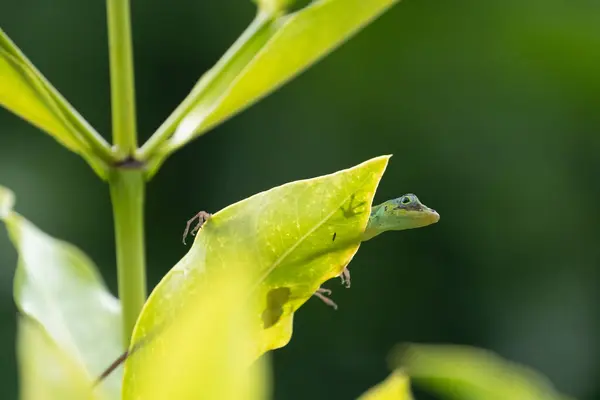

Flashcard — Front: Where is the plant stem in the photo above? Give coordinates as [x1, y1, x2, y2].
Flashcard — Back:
[106, 0, 146, 345]
[106, 0, 138, 157]
[109, 170, 147, 345]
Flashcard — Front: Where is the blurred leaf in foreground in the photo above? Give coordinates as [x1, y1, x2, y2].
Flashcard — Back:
[17, 316, 97, 400]
[400, 344, 575, 400]
[358, 369, 414, 400]
[0, 184, 123, 399]
[122, 262, 270, 400]
[122, 156, 389, 396]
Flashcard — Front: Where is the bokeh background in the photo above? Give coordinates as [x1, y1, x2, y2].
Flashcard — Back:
[1, 0, 600, 398]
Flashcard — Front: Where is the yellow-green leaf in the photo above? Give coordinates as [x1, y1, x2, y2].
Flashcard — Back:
[123, 155, 389, 395]
[0, 29, 111, 177]
[358, 370, 414, 400]
[177, 0, 399, 145]
[141, 0, 399, 176]
[401, 344, 574, 400]
[122, 263, 271, 400]
[0, 185, 123, 399]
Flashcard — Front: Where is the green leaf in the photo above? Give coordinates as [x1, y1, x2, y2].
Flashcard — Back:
[0, 184, 123, 399]
[122, 155, 389, 395]
[0, 29, 112, 178]
[17, 316, 97, 400]
[140, 0, 399, 177]
[122, 262, 271, 400]
[358, 370, 414, 400]
[400, 344, 574, 400]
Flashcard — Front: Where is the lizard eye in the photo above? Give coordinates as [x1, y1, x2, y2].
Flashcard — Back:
[401, 196, 411, 205]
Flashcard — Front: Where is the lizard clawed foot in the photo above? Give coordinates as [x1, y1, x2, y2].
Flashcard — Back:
[313, 287, 338, 310]
[338, 267, 351, 288]
[183, 211, 212, 245]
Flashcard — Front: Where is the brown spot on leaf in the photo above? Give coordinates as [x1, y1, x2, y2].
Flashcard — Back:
[261, 287, 291, 329]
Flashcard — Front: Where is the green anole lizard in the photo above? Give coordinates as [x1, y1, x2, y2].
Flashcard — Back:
[95, 193, 439, 384]
[314, 193, 439, 308]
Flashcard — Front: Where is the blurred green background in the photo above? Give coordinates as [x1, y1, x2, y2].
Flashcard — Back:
[1, 0, 599, 398]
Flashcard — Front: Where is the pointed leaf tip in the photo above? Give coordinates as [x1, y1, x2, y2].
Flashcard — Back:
[358, 369, 414, 400]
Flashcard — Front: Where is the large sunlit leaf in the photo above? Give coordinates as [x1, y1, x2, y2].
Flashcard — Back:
[142, 0, 399, 177]
[0, 185, 123, 399]
[123, 156, 389, 395]
[400, 344, 574, 400]
[122, 261, 271, 400]
[0, 29, 110, 178]
[358, 370, 414, 400]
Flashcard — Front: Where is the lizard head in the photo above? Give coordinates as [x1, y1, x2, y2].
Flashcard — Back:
[363, 193, 439, 240]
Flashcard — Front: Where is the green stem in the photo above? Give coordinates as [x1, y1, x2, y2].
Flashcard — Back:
[106, 0, 138, 157]
[109, 170, 147, 345]
[106, 0, 146, 345]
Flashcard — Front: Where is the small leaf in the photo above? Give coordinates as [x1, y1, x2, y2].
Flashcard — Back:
[178, 0, 400, 142]
[17, 316, 97, 400]
[400, 344, 574, 400]
[358, 370, 414, 400]
[0, 185, 123, 399]
[122, 262, 271, 400]
[0, 29, 111, 177]
[123, 155, 389, 392]
[142, 0, 399, 176]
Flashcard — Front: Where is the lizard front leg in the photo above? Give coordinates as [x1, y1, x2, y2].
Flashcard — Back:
[338, 266, 351, 288]
[183, 211, 212, 244]
[313, 287, 338, 310]
[313, 266, 350, 310]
